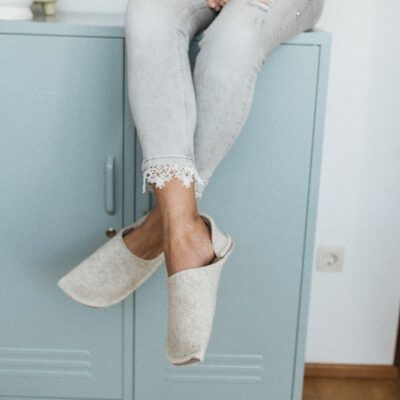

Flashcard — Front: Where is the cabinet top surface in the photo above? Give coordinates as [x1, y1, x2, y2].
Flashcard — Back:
[0, 11, 331, 44]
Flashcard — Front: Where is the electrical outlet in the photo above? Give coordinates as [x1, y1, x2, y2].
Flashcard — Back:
[316, 246, 344, 272]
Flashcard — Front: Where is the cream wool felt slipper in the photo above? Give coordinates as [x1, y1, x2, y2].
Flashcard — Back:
[165, 213, 234, 366]
[57, 212, 165, 308]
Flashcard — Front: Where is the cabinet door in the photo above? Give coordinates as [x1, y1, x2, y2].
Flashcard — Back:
[0, 34, 126, 399]
[134, 42, 320, 399]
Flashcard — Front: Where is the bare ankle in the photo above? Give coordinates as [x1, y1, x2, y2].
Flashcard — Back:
[163, 215, 215, 276]
[122, 208, 163, 259]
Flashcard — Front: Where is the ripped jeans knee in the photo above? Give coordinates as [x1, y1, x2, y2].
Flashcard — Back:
[247, 0, 275, 11]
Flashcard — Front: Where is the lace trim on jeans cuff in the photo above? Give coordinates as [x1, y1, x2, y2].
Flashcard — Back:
[194, 177, 208, 199]
[142, 163, 204, 194]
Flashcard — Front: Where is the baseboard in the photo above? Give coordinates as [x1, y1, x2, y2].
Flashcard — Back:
[304, 363, 400, 380]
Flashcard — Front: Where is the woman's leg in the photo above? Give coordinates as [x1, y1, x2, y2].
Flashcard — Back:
[123, 0, 219, 275]
[122, 0, 325, 269]
[125, 0, 216, 193]
[192, 0, 325, 199]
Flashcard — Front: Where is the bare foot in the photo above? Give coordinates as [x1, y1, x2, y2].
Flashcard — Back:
[164, 215, 216, 277]
[122, 205, 164, 260]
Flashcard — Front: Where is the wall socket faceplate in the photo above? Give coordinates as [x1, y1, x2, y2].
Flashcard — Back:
[316, 246, 344, 272]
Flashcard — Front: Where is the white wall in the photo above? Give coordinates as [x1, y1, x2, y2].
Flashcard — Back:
[57, 0, 400, 365]
[306, 1, 400, 365]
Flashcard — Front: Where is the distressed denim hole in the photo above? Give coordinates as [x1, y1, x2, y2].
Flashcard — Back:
[247, 0, 274, 12]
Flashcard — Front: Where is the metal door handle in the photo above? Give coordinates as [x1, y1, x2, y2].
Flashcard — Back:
[105, 155, 115, 215]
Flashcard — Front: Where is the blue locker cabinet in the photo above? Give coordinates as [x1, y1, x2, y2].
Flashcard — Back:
[0, 12, 331, 400]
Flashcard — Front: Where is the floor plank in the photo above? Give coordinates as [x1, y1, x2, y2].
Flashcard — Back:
[303, 377, 400, 400]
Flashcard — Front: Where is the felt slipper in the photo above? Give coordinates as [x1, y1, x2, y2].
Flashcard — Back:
[165, 212, 234, 365]
[57, 212, 164, 308]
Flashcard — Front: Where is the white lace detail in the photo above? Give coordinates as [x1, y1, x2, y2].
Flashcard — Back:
[194, 177, 209, 199]
[142, 163, 204, 194]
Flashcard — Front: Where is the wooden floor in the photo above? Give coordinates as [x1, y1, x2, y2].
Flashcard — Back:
[303, 377, 400, 400]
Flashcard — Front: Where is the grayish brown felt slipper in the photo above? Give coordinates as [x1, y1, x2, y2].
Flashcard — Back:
[165, 212, 234, 366]
[57, 212, 164, 308]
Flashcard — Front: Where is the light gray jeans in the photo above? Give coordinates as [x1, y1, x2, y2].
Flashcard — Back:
[124, 0, 324, 199]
